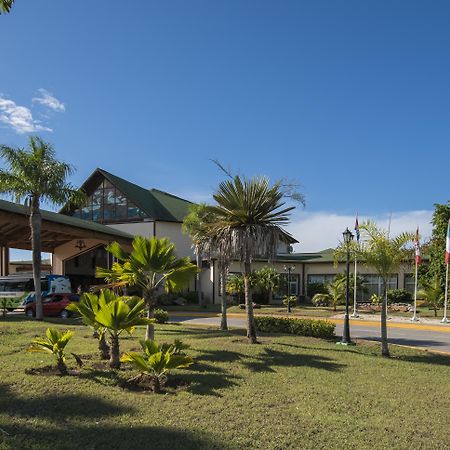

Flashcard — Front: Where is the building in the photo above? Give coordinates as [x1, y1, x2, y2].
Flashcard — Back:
[2, 168, 418, 303]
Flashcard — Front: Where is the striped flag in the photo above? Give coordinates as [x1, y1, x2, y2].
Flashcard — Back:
[354, 217, 360, 242]
[413, 227, 421, 265]
[446, 219, 450, 264]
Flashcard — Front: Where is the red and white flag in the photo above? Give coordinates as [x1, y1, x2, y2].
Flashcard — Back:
[413, 227, 421, 265]
[445, 219, 450, 264]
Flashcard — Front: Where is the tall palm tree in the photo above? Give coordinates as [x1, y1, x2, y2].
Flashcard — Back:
[0, 137, 84, 320]
[206, 176, 296, 343]
[96, 236, 197, 341]
[356, 222, 413, 357]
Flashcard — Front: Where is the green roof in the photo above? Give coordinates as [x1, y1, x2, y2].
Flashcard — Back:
[92, 169, 193, 222]
[0, 198, 133, 240]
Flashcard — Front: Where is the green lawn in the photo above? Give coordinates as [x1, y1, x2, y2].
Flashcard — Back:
[1, 317, 450, 450]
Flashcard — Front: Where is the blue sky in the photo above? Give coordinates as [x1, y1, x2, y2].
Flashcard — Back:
[1, 1, 449, 254]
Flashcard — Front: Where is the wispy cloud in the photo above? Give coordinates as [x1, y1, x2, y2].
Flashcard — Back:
[32, 88, 65, 112]
[0, 95, 52, 134]
[287, 210, 433, 252]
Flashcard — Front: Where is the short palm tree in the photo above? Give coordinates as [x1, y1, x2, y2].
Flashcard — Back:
[96, 236, 197, 341]
[356, 222, 413, 357]
[0, 137, 84, 320]
[418, 277, 444, 317]
[256, 267, 280, 304]
[312, 277, 346, 311]
[206, 176, 296, 343]
[91, 290, 151, 369]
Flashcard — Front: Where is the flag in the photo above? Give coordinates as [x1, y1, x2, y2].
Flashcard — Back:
[354, 217, 360, 242]
[446, 219, 450, 264]
[413, 227, 421, 265]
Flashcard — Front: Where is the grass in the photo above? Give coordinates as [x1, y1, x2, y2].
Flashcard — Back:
[1, 317, 450, 450]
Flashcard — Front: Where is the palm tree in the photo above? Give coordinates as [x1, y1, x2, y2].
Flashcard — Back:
[312, 277, 346, 311]
[256, 267, 280, 304]
[356, 222, 413, 357]
[226, 273, 245, 303]
[0, 0, 14, 14]
[96, 236, 197, 341]
[0, 137, 84, 320]
[418, 277, 444, 317]
[206, 176, 296, 343]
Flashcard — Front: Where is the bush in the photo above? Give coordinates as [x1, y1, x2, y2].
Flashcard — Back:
[181, 292, 201, 304]
[307, 282, 327, 299]
[387, 289, 412, 304]
[154, 309, 169, 324]
[282, 295, 297, 308]
[254, 316, 335, 339]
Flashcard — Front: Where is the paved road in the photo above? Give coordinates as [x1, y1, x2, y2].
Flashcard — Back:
[170, 314, 450, 354]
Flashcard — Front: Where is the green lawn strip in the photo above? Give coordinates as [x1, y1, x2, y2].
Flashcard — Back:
[1, 319, 450, 450]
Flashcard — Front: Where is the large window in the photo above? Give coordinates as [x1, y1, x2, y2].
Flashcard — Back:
[71, 180, 147, 223]
[404, 274, 416, 294]
[360, 274, 398, 301]
[307, 274, 336, 286]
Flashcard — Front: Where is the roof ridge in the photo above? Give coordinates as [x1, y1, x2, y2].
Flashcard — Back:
[149, 188, 193, 204]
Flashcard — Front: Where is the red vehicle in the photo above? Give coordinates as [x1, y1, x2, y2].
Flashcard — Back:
[24, 293, 80, 319]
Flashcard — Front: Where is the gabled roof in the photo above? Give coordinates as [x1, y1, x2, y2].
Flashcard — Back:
[74, 168, 193, 223]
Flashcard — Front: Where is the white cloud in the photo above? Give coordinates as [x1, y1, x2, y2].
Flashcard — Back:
[287, 210, 433, 252]
[0, 95, 52, 134]
[32, 88, 65, 112]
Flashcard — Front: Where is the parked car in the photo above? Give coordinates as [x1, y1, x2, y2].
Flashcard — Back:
[24, 293, 80, 319]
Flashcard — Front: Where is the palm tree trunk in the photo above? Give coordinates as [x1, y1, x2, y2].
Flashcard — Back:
[109, 333, 120, 369]
[57, 358, 68, 376]
[220, 266, 228, 331]
[381, 281, 390, 357]
[196, 252, 203, 307]
[144, 290, 155, 341]
[153, 376, 161, 393]
[244, 259, 257, 344]
[30, 195, 43, 321]
[268, 288, 273, 304]
[98, 332, 110, 359]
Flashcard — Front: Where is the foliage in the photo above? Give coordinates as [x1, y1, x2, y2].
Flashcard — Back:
[254, 267, 280, 303]
[254, 316, 335, 339]
[154, 309, 169, 324]
[422, 201, 450, 289]
[226, 273, 245, 301]
[387, 289, 412, 304]
[371, 294, 382, 305]
[121, 339, 193, 393]
[312, 277, 345, 311]
[307, 282, 327, 299]
[0, 0, 14, 14]
[96, 236, 197, 340]
[282, 295, 297, 308]
[418, 277, 444, 317]
[27, 328, 75, 375]
[0, 137, 84, 321]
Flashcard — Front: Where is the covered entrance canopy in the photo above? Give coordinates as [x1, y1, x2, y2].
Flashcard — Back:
[0, 199, 133, 276]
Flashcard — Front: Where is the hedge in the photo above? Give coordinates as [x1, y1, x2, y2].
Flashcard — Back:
[254, 316, 335, 339]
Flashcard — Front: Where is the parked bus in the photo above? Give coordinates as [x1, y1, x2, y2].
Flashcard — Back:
[0, 275, 72, 311]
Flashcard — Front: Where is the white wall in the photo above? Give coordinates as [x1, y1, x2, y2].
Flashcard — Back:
[155, 221, 195, 259]
[108, 221, 154, 238]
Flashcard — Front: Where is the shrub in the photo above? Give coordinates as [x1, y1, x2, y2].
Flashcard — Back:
[181, 291, 200, 304]
[387, 289, 412, 304]
[307, 282, 327, 299]
[154, 309, 169, 324]
[282, 295, 297, 308]
[254, 316, 335, 339]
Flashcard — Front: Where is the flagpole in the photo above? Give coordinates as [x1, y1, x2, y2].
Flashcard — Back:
[351, 256, 359, 318]
[442, 262, 449, 324]
[411, 258, 419, 321]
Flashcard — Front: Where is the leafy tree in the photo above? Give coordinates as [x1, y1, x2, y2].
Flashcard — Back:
[206, 175, 297, 343]
[226, 273, 245, 303]
[121, 339, 193, 393]
[355, 222, 413, 357]
[0, 0, 14, 14]
[312, 277, 346, 311]
[418, 276, 444, 317]
[255, 267, 280, 304]
[28, 328, 75, 375]
[0, 137, 84, 320]
[422, 201, 450, 289]
[96, 236, 197, 341]
[91, 290, 151, 369]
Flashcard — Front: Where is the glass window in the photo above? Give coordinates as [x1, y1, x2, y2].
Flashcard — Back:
[92, 189, 103, 222]
[103, 187, 115, 221]
[307, 274, 335, 286]
[128, 202, 145, 219]
[360, 274, 397, 301]
[116, 189, 127, 219]
[404, 274, 416, 294]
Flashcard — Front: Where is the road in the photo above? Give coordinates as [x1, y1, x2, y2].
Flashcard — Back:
[169, 313, 450, 354]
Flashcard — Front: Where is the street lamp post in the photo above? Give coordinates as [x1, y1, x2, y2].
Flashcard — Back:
[284, 265, 295, 313]
[338, 227, 355, 346]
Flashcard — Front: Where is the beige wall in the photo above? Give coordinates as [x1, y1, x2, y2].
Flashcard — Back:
[108, 221, 154, 238]
[155, 221, 195, 259]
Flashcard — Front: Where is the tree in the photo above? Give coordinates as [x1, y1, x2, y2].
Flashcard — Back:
[423, 201, 450, 289]
[206, 175, 296, 343]
[0, 0, 14, 14]
[0, 137, 84, 320]
[96, 236, 197, 341]
[355, 222, 413, 357]
[312, 277, 346, 311]
[226, 273, 245, 303]
[418, 276, 444, 317]
[255, 267, 280, 304]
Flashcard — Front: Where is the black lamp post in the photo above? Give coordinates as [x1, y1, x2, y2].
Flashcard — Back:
[339, 227, 355, 346]
[284, 265, 295, 313]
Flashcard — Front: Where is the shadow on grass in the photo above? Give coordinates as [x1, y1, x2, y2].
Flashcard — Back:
[0, 423, 233, 450]
[0, 314, 81, 326]
[394, 352, 450, 367]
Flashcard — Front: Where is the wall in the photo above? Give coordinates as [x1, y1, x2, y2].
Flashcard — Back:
[155, 221, 195, 259]
[107, 221, 154, 238]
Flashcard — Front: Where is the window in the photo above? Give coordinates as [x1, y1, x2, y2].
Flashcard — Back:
[307, 274, 335, 286]
[360, 274, 398, 301]
[404, 274, 416, 294]
[278, 273, 300, 297]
